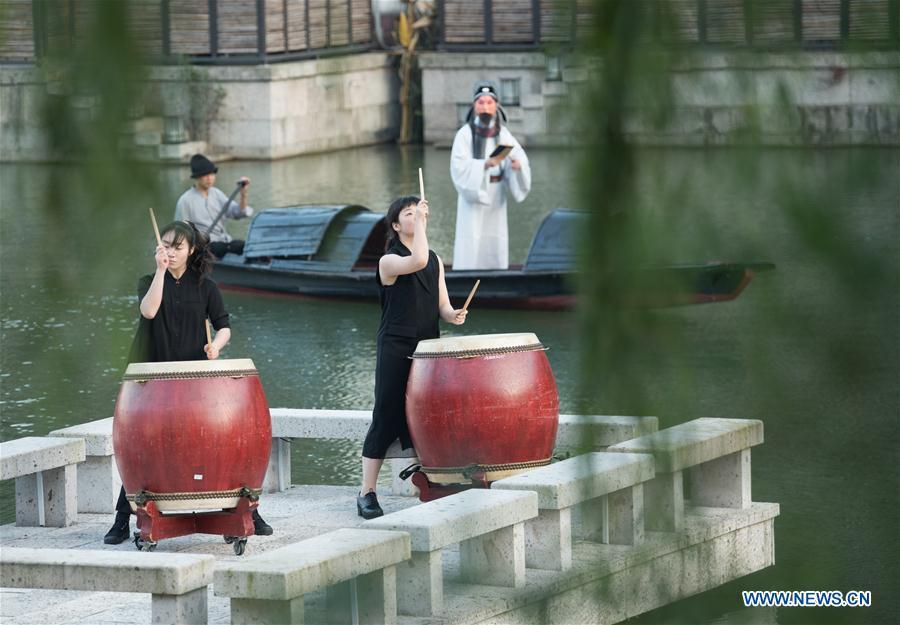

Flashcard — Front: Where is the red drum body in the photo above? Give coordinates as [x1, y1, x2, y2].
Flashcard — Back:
[406, 333, 559, 493]
[113, 359, 271, 513]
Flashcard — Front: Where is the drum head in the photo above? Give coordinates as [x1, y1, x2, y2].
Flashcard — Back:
[123, 358, 258, 380]
[413, 333, 543, 358]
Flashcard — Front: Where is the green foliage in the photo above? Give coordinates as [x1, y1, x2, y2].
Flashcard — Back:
[573, 1, 899, 621]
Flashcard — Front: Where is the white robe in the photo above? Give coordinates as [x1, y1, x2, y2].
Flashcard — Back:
[450, 124, 531, 270]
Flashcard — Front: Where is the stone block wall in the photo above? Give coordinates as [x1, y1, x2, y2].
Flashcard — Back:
[0, 52, 400, 162]
[419, 50, 900, 147]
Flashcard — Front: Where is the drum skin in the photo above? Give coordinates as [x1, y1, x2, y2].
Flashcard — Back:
[113, 369, 271, 502]
[405, 349, 559, 468]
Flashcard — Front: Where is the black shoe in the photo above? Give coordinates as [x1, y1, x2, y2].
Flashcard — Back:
[357, 491, 383, 519]
[103, 512, 131, 545]
[252, 509, 273, 536]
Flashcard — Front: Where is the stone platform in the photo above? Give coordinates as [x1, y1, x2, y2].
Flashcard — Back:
[0, 484, 778, 625]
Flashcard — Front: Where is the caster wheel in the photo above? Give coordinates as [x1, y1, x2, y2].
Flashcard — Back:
[133, 533, 157, 552]
[224, 535, 236, 544]
[233, 538, 248, 556]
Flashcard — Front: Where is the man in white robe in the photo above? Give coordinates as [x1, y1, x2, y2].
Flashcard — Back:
[450, 82, 531, 270]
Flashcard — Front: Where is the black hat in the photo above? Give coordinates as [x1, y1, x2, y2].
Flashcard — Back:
[472, 81, 499, 103]
[190, 154, 218, 178]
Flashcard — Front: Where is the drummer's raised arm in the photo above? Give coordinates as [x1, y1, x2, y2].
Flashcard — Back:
[437, 256, 467, 325]
[379, 199, 430, 285]
[140, 245, 169, 319]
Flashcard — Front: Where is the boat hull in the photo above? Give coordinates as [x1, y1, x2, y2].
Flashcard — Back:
[212, 257, 771, 310]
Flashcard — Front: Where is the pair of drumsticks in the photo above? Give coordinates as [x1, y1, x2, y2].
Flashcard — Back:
[418, 168, 480, 313]
[148, 207, 215, 348]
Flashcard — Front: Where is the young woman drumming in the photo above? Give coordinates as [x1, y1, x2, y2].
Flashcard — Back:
[358, 197, 468, 519]
[104, 221, 273, 543]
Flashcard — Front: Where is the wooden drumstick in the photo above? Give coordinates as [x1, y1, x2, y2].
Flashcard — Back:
[462, 279, 480, 312]
[149, 207, 162, 247]
[205, 319, 213, 347]
[418, 167, 425, 201]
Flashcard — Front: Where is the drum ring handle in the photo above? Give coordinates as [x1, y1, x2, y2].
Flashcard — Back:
[133, 490, 148, 506]
[398, 463, 421, 481]
[240, 486, 260, 502]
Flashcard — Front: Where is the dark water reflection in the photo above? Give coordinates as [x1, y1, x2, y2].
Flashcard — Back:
[1, 145, 897, 624]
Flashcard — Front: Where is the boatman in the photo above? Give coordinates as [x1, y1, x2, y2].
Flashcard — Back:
[174, 154, 254, 259]
[450, 81, 531, 270]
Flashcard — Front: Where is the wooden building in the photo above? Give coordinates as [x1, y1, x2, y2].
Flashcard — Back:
[0, 0, 374, 64]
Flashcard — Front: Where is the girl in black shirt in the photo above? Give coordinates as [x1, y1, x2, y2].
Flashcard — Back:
[358, 197, 468, 519]
[104, 221, 272, 543]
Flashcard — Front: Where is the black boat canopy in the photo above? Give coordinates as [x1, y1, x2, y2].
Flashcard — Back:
[240, 204, 579, 273]
[523, 208, 581, 272]
[242, 205, 385, 273]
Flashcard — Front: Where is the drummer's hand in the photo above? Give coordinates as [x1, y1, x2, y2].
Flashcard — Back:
[416, 199, 429, 220]
[451, 308, 468, 325]
[204, 343, 220, 360]
[154, 245, 170, 271]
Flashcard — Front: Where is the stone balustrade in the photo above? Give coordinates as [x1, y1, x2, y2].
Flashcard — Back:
[0, 547, 214, 624]
[0, 437, 85, 527]
[0, 415, 780, 625]
[266, 408, 658, 494]
[48, 418, 119, 514]
[491, 452, 655, 571]
[214, 528, 410, 625]
[363, 488, 538, 617]
[607, 417, 763, 531]
[20, 411, 659, 503]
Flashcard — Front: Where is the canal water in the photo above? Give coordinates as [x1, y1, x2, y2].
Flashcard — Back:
[1, 145, 897, 624]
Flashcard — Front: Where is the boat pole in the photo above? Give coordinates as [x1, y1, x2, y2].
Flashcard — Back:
[206, 180, 247, 236]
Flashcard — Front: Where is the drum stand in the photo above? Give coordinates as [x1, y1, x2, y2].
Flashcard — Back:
[410, 471, 488, 502]
[132, 496, 256, 555]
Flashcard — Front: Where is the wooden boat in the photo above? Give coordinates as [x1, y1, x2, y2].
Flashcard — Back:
[212, 205, 774, 310]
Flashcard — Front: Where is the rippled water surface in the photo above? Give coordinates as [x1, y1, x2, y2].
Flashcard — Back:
[1, 145, 897, 624]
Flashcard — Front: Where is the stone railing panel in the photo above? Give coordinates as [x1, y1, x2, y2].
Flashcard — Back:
[364, 489, 538, 616]
[214, 527, 410, 625]
[0, 547, 213, 624]
[608, 418, 763, 532]
[48, 418, 119, 513]
[493, 452, 654, 570]
[0, 437, 85, 527]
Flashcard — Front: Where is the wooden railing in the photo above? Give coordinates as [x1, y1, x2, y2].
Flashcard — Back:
[0, 0, 374, 65]
[437, 0, 900, 50]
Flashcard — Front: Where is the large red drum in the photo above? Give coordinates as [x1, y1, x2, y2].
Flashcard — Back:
[406, 333, 559, 486]
[113, 359, 271, 512]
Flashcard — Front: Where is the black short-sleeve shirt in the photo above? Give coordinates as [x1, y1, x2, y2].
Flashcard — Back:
[134, 269, 230, 362]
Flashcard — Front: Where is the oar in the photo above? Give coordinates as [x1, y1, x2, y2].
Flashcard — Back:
[148, 207, 162, 247]
[462, 279, 480, 312]
[206, 180, 247, 236]
[418, 167, 425, 201]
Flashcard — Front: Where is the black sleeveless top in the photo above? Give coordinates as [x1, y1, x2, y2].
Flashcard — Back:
[376, 240, 440, 342]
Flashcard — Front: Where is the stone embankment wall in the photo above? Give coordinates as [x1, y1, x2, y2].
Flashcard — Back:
[0, 52, 399, 162]
[3, 49, 897, 162]
[420, 50, 900, 147]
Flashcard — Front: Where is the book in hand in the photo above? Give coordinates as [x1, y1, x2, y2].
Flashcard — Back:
[489, 144, 513, 160]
